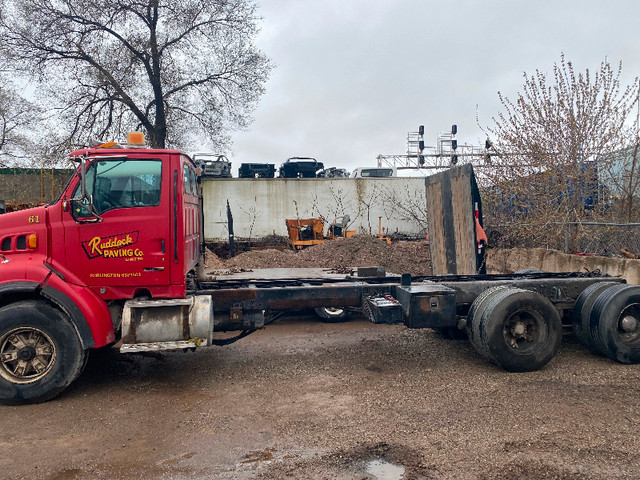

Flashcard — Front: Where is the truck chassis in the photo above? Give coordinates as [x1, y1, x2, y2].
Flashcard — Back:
[119, 268, 636, 375]
[3, 268, 639, 405]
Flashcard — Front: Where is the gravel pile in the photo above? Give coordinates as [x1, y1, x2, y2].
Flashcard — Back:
[206, 235, 432, 276]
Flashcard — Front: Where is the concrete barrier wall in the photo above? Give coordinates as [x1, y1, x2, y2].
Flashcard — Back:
[487, 248, 640, 285]
[202, 177, 427, 241]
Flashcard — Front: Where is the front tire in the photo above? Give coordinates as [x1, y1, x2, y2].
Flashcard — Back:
[0, 300, 85, 405]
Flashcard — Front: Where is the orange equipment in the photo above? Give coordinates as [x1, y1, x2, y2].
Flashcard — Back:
[285, 216, 356, 251]
[285, 217, 326, 250]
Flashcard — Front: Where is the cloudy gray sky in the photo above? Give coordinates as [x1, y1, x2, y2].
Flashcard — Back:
[228, 0, 640, 174]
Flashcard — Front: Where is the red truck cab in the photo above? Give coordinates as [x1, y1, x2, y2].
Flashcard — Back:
[0, 134, 201, 403]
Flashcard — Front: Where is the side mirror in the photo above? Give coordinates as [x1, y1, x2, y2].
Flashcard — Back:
[69, 196, 101, 223]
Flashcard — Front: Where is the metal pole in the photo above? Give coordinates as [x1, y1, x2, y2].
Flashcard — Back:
[227, 200, 235, 257]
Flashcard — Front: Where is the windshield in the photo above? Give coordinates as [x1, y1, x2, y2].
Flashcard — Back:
[360, 169, 393, 177]
[287, 158, 317, 164]
[72, 159, 162, 214]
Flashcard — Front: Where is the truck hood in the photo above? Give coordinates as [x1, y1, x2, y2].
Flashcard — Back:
[0, 205, 47, 229]
[0, 205, 48, 253]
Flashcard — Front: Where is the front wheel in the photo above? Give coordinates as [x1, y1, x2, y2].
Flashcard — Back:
[0, 300, 85, 405]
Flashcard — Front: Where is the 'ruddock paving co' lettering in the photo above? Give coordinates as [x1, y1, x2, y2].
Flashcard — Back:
[82, 231, 142, 259]
[102, 248, 144, 258]
[88, 234, 134, 255]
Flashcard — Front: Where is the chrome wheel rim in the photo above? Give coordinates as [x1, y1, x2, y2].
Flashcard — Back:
[617, 304, 640, 346]
[0, 327, 56, 383]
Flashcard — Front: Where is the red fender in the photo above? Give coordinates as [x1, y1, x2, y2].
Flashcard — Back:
[41, 273, 116, 348]
[0, 257, 115, 348]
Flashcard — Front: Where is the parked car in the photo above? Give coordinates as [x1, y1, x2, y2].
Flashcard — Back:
[192, 153, 232, 178]
[278, 157, 324, 178]
[238, 163, 276, 178]
[350, 167, 397, 178]
[317, 167, 349, 178]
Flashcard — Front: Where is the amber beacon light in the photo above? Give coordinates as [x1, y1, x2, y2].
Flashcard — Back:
[127, 131, 146, 147]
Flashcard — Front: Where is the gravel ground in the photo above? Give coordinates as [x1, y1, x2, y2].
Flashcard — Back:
[2, 314, 640, 480]
[2, 240, 639, 479]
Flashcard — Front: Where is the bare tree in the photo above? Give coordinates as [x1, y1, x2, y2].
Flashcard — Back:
[484, 54, 640, 249]
[380, 184, 428, 237]
[0, 0, 272, 150]
[0, 72, 41, 167]
[238, 200, 259, 246]
[598, 117, 640, 222]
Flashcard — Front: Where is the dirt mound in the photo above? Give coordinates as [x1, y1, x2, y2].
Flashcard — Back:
[225, 248, 298, 269]
[210, 235, 431, 276]
[204, 248, 227, 269]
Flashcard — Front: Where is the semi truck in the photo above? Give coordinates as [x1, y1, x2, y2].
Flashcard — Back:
[1, 132, 639, 405]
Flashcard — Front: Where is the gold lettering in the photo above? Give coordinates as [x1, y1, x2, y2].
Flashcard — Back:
[99, 234, 134, 251]
[84, 233, 145, 260]
[88, 236, 103, 255]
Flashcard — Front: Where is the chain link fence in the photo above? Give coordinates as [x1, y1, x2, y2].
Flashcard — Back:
[486, 222, 640, 257]
[0, 168, 73, 203]
[565, 222, 640, 256]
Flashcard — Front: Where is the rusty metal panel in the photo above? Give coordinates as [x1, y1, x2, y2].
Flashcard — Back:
[425, 165, 479, 275]
[269, 296, 361, 310]
[451, 173, 475, 274]
[210, 289, 258, 301]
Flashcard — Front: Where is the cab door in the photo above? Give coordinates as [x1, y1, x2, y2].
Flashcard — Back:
[61, 156, 171, 291]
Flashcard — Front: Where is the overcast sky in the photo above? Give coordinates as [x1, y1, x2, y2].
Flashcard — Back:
[227, 0, 640, 174]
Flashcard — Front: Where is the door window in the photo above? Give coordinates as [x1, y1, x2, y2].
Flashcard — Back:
[73, 159, 162, 213]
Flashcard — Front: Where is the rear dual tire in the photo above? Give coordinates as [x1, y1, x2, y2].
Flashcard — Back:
[467, 287, 562, 372]
[587, 284, 640, 364]
[571, 282, 619, 353]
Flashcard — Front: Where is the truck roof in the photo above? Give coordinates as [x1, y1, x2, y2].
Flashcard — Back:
[69, 146, 185, 157]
